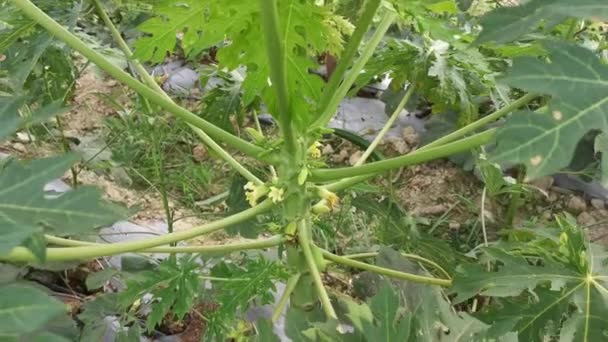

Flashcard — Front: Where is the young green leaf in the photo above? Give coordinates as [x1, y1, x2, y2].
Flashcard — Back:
[0, 155, 127, 255]
[78, 293, 129, 341]
[135, 0, 347, 127]
[120, 256, 201, 332]
[492, 42, 608, 179]
[207, 257, 288, 338]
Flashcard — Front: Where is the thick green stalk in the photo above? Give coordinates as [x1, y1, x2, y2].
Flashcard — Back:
[336, 251, 451, 280]
[298, 219, 337, 319]
[324, 174, 374, 192]
[272, 273, 301, 322]
[11, 0, 265, 159]
[310, 11, 396, 130]
[259, 0, 295, 154]
[311, 129, 495, 181]
[316, 0, 381, 120]
[420, 93, 536, 151]
[355, 85, 415, 166]
[321, 249, 452, 287]
[45, 234, 284, 250]
[17, 235, 285, 263]
[1, 200, 275, 262]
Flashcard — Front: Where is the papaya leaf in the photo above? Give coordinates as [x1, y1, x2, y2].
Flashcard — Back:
[0, 98, 68, 141]
[85, 268, 119, 291]
[0, 96, 26, 140]
[200, 85, 243, 134]
[0, 155, 127, 256]
[255, 319, 280, 342]
[476, 0, 608, 44]
[78, 293, 129, 341]
[451, 218, 608, 342]
[341, 277, 492, 342]
[134, 0, 346, 127]
[133, 1, 257, 64]
[2, 31, 54, 91]
[206, 257, 289, 339]
[29, 332, 71, 342]
[361, 282, 412, 341]
[491, 42, 608, 179]
[0, 282, 67, 338]
[119, 256, 201, 332]
[411, 286, 492, 342]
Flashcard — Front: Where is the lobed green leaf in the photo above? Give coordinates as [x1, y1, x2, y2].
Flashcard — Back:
[492, 42, 608, 179]
[476, 0, 608, 44]
[0, 155, 127, 257]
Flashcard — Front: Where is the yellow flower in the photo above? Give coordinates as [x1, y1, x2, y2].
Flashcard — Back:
[268, 186, 285, 203]
[317, 187, 339, 210]
[243, 182, 268, 206]
[311, 199, 331, 214]
[307, 141, 322, 159]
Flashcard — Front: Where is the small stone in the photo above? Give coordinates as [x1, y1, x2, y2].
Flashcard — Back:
[547, 193, 558, 203]
[349, 150, 363, 165]
[386, 136, 409, 154]
[448, 222, 461, 230]
[566, 196, 587, 213]
[542, 211, 553, 220]
[11, 142, 26, 153]
[192, 144, 207, 162]
[322, 144, 334, 155]
[577, 212, 596, 226]
[332, 149, 349, 163]
[402, 126, 419, 145]
[530, 176, 554, 191]
[414, 204, 448, 216]
[16, 132, 35, 143]
[590, 198, 605, 210]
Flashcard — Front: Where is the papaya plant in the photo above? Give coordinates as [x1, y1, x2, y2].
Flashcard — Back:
[1, 0, 608, 340]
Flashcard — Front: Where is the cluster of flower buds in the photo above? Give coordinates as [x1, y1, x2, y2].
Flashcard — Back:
[244, 182, 284, 206]
[312, 187, 340, 214]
